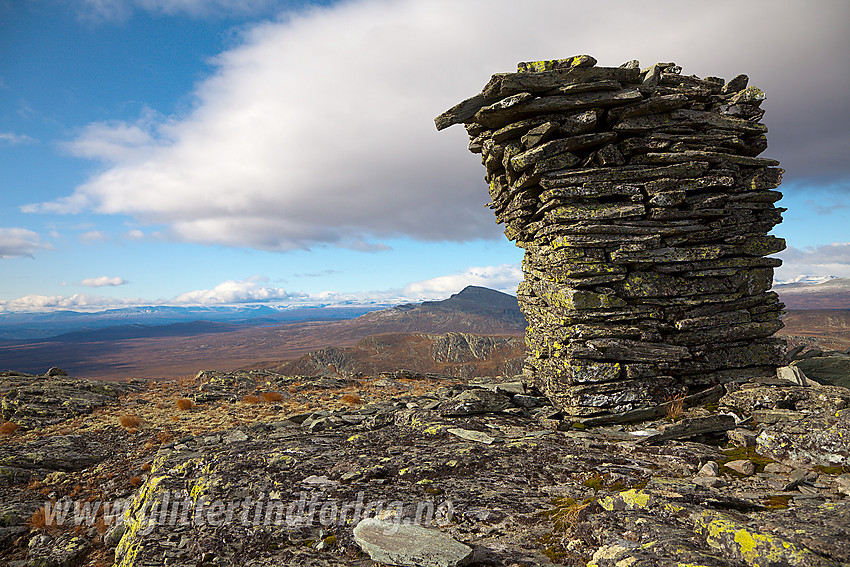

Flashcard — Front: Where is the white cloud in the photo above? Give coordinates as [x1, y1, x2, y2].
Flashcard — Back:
[64, 111, 162, 164]
[77, 0, 279, 20]
[0, 264, 519, 312]
[404, 264, 522, 299]
[79, 276, 129, 287]
[79, 230, 110, 243]
[0, 132, 37, 145]
[30, 1, 850, 250]
[32, 0, 847, 252]
[774, 243, 850, 280]
[172, 276, 305, 305]
[0, 293, 140, 312]
[0, 228, 53, 259]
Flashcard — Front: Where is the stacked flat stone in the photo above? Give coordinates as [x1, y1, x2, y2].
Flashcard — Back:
[435, 55, 786, 416]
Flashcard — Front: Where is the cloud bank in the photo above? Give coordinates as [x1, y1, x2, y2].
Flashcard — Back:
[0, 293, 140, 312]
[31, 0, 850, 253]
[172, 276, 305, 305]
[79, 276, 129, 287]
[0, 228, 53, 259]
[0, 264, 523, 312]
[775, 243, 850, 280]
[404, 264, 522, 298]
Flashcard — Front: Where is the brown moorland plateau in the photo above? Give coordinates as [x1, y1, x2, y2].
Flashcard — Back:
[2, 284, 850, 380]
[0, 286, 526, 380]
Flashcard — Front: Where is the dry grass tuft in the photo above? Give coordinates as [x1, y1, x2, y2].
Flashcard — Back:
[177, 374, 197, 388]
[176, 398, 195, 411]
[288, 382, 301, 394]
[341, 393, 363, 405]
[129, 476, 143, 487]
[141, 461, 152, 472]
[119, 414, 141, 429]
[27, 507, 48, 530]
[157, 430, 172, 443]
[241, 394, 262, 404]
[0, 420, 20, 436]
[261, 391, 283, 403]
[666, 392, 686, 420]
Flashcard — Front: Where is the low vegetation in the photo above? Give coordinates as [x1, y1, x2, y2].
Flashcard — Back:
[118, 415, 141, 429]
[341, 393, 363, 405]
[0, 421, 20, 436]
[261, 391, 284, 402]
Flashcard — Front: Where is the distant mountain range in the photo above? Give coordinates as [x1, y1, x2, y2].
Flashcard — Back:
[3, 280, 849, 380]
[775, 275, 839, 286]
[0, 286, 526, 379]
[0, 304, 391, 341]
[773, 277, 850, 309]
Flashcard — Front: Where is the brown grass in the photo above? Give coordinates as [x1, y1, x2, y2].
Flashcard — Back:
[241, 394, 262, 404]
[156, 430, 172, 443]
[119, 414, 141, 429]
[176, 398, 195, 411]
[666, 393, 686, 420]
[341, 393, 363, 405]
[141, 461, 152, 472]
[27, 507, 48, 529]
[0, 421, 20, 436]
[129, 476, 143, 487]
[177, 374, 197, 388]
[261, 391, 283, 403]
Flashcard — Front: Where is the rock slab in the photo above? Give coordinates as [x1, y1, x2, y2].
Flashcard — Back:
[353, 518, 473, 567]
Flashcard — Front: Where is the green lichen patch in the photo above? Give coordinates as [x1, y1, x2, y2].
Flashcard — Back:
[582, 474, 604, 491]
[762, 495, 791, 510]
[719, 446, 776, 475]
[812, 464, 850, 475]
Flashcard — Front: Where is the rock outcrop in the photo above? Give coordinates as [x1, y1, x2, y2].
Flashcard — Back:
[436, 56, 786, 416]
[2, 367, 848, 566]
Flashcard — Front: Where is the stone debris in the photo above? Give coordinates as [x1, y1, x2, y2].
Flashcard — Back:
[436, 56, 786, 416]
[352, 517, 474, 567]
[1, 369, 849, 566]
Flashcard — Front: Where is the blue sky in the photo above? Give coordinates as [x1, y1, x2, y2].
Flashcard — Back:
[1, 0, 848, 313]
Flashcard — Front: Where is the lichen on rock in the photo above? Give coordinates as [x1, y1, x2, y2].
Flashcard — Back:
[437, 56, 786, 416]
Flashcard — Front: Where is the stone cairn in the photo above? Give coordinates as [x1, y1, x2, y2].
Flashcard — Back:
[436, 55, 786, 416]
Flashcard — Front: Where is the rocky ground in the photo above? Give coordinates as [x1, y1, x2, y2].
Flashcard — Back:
[1, 350, 849, 567]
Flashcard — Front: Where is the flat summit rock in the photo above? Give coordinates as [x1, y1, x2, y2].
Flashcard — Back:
[353, 518, 473, 567]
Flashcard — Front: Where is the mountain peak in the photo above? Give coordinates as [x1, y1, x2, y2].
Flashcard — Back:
[424, 286, 518, 310]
